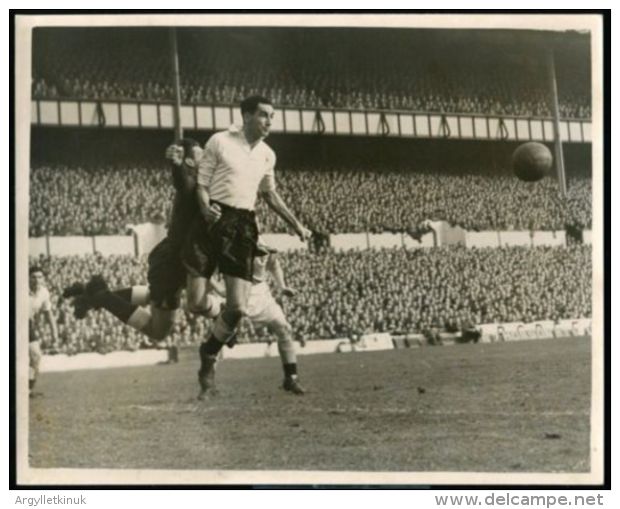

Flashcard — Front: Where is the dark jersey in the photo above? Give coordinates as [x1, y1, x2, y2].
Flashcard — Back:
[166, 162, 200, 249]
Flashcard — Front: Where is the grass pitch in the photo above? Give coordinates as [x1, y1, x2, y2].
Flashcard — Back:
[29, 337, 591, 473]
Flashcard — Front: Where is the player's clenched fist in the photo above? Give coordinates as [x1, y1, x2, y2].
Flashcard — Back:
[204, 202, 222, 225]
[296, 225, 312, 243]
[165, 144, 184, 166]
[281, 287, 296, 298]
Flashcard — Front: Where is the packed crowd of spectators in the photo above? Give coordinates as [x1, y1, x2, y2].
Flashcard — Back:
[29, 162, 592, 237]
[31, 65, 591, 120]
[29, 163, 172, 237]
[282, 244, 591, 342]
[30, 244, 591, 354]
[32, 30, 591, 119]
[258, 165, 592, 233]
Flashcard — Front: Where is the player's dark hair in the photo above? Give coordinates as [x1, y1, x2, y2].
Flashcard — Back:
[240, 95, 273, 116]
[180, 138, 199, 159]
[29, 266, 44, 276]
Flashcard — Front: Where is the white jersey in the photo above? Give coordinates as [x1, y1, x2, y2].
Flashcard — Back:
[198, 125, 276, 211]
[29, 287, 51, 320]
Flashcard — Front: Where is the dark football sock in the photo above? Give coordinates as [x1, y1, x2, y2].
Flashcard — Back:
[283, 363, 298, 378]
[94, 292, 138, 324]
[202, 335, 225, 357]
[226, 332, 238, 349]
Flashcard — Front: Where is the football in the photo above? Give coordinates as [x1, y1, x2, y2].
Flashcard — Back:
[512, 142, 553, 182]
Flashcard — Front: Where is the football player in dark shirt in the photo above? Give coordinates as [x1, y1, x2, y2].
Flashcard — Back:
[64, 139, 213, 347]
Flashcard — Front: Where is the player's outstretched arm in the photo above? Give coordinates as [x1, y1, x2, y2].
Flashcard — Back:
[259, 189, 311, 242]
[165, 144, 184, 166]
[165, 144, 196, 194]
[266, 254, 295, 297]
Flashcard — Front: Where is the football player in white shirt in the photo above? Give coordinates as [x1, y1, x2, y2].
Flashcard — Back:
[182, 95, 311, 400]
[203, 238, 305, 395]
[28, 266, 58, 395]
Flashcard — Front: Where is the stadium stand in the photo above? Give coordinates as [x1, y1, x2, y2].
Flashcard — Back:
[29, 162, 592, 237]
[32, 28, 591, 119]
[28, 28, 593, 356]
[30, 244, 591, 353]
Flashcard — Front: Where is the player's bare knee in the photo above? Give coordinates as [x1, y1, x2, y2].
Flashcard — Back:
[187, 295, 220, 319]
[186, 294, 202, 314]
[186, 301, 203, 315]
[273, 321, 293, 343]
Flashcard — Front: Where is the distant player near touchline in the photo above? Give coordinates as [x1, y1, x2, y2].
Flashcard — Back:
[28, 266, 59, 396]
[204, 236, 305, 395]
[182, 95, 312, 400]
[64, 139, 216, 359]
